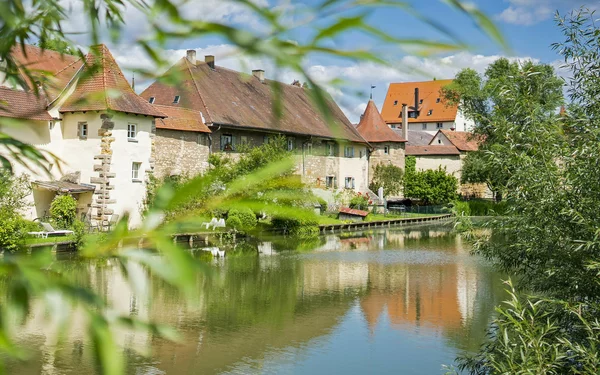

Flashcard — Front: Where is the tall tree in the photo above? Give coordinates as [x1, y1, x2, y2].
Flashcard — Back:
[35, 36, 77, 55]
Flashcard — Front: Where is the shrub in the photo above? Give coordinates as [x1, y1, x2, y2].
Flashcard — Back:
[271, 216, 319, 237]
[317, 197, 327, 213]
[349, 193, 369, 210]
[404, 167, 458, 205]
[50, 194, 77, 229]
[72, 220, 86, 249]
[226, 216, 243, 231]
[0, 215, 31, 253]
[369, 163, 404, 196]
[227, 208, 257, 230]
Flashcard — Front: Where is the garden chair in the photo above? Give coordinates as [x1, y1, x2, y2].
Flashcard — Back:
[203, 218, 218, 230]
[38, 222, 74, 237]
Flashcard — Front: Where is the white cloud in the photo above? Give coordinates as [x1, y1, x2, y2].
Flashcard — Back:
[496, 0, 600, 26]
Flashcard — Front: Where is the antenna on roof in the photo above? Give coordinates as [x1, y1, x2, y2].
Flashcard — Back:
[370, 85, 376, 100]
[131, 73, 135, 91]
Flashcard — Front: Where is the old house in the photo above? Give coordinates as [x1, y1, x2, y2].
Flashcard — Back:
[0, 44, 165, 227]
[141, 50, 370, 192]
[356, 100, 406, 184]
[381, 80, 475, 135]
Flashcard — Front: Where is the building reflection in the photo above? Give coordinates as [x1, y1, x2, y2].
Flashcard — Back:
[7, 224, 502, 374]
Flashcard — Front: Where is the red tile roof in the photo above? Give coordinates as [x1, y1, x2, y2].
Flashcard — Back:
[356, 100, 406, 143]
[405, 145, 460, 156]
[10, 44, 83, 101]
[154, 105, 210, 133]
[0, 87, 52, 121]
[140, 58, 367, 143]
[60, 45, 165, 117]
[339, 207, 369, 217]
[436, 130, 480, 151]
[381, 80, 457, 124]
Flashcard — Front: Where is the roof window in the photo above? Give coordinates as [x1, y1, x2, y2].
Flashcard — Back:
[427, 109, 433, 116]
[436, 98, 441, 103]
[394, 100, 398, 106]
[149, 97, 155, 104]
[173, 95, 180, 104]
[419, 99, 423, 104]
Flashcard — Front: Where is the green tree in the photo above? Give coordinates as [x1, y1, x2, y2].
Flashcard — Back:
[404, 167, 458, 205]
[369, 163, 404, 196]
[442, 58, 564, 200]
[50, 194, 77, 229]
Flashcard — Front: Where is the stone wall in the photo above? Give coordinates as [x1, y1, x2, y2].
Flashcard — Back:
[368, 142, 405, 183]
[154, 129, 210, 178]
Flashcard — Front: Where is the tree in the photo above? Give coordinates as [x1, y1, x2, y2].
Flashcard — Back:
[442, 58, 564, 200]
[404, 167, 458, 205]
[369, 163, 404, 196]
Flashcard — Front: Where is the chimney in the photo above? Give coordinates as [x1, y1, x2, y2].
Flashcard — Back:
[252, 69, 265, 83]
[401, 104, 408, 141]
[205, 55, 215, 69]
[186, 50, 196, 65]
[414, 88, 419, 118]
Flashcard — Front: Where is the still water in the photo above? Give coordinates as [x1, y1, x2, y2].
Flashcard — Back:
[9, 222, 506, 374]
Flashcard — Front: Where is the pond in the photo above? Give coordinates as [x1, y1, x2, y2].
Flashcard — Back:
[8, 222, 506, 374]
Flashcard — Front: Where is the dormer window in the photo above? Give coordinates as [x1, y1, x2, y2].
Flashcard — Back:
[393, 100, 398, 106]
[149, 97, 155, 104]
[436, 98, 441, 103]
[427, 109, 433, 116]
[419, 99, 423, 104]
[173, 95, 180, 104]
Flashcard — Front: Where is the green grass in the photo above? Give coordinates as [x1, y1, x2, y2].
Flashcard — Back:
[318, 211, 443, 225]
[26, 234, 76, 246]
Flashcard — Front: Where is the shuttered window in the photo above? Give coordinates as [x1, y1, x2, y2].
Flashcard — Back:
[78, 122, 88, 139]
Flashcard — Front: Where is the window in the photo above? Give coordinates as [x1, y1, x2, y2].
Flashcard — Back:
[393, 100, 398, 106]
[326, 176, 336, 188]
[263, 135, 270, 144]
[344, 146, 354, 158]
[384, 146, 389, 155]
[359, 150, 363, 158]
[345, 177, 355, 189]
[78, 122, 88, 139]
[49, 121, 54, 130]
[408, 111, 418, 119]
[419, 99, 423, 104]
[221, 134, 233, 151]
[197, 134, 206, 145]
[436, 97, 441, 103]
[438, 139, 442, 144]
[132, 162, 141, 181]
[437, 122, 443, 129]
[151, 120, 156, 134]
[173, 95, 180, 104]
[390, 124, 396, 129]
[127, 123, 137, 140]
[422, 123, 427, 130]
[287, 138, 294, 151]
[149, 97, 155, 104]
[326, 143, 335, 156]
[240, 135, 248, 145]
[427, 109, 433, 116]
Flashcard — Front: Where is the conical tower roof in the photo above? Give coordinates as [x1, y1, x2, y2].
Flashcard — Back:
[356, 100, 406, 143]
[60, 44, 164, 117]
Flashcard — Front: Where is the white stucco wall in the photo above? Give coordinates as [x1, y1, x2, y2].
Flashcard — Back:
[413, 154, 462, 181]
[338, 143, 369, 193]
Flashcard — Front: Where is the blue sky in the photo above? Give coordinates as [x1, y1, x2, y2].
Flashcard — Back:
[64, 0, 599, 122]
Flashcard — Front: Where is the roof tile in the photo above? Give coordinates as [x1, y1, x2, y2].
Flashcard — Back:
[405, 145, 460, 156]
[381, 80, 457, 124]
[154, 105, 210, 133]
[356, 100, 406, 143]
[0, 87, 52, 121]
[437, 130, 480, 151]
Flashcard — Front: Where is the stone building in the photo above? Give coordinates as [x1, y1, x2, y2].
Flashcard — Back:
[381, 80, 475, 135]
[152, 105, 211, 178]
[356, 100, 406, 185]
[0, 44, 165, 227]
[141, 50, 370, 192]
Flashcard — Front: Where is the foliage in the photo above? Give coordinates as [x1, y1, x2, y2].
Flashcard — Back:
[349, 192, 370, 210]
[35, 36, 77, 55]
[317, 197, 327, 213]
[227, 208, 257, 231]
[0, 215, 33, 252]
[0, 172, 34, 252]
[369, 163, 404, 196]
[50, 194, 77, 229]
[404, 167, 458, 205]
[72, 220, 86, 249]
[458, 281, 600, 374]
[271, 216, 319, 238]
[442, 57, 564, 200]
[225, 216, 243, 231]
[405, 156, 416, 174]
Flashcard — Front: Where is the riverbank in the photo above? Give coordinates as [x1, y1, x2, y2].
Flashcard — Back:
[27, 213, 453, 252]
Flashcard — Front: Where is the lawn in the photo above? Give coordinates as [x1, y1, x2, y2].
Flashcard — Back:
[26, 234, 76, 246]
[317, 211, 442, 225]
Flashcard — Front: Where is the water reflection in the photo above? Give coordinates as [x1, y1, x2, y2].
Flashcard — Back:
[7, 223, 505, 374]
